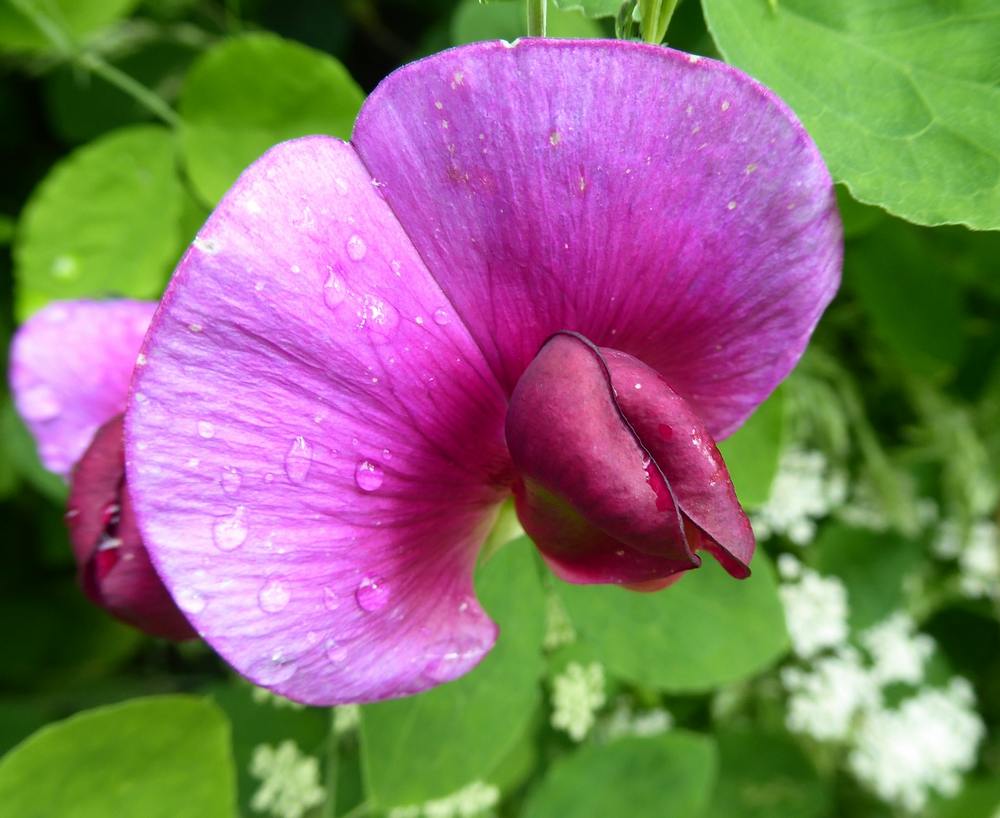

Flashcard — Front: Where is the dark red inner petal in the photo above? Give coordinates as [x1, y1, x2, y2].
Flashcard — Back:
[68, 415, 196, 641]
[505, 331, 754, 589]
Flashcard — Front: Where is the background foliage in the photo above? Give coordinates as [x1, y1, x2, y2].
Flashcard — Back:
[0, 1, 997, 817]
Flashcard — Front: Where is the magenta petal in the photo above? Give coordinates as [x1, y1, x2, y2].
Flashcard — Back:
[354, 39, 841, 438]
[125, 137, 511, 704]
[68, 415, 196, 641]
[506, 333, 699, 586]
[9, 300, 155, 476]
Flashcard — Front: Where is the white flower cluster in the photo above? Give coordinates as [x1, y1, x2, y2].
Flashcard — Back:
[333, 704, 361, 736]
[598, 698, 672, 742]
[777, 558, 985, 812]
[550, 661, 606, 741]
[777, 554, 849, 659]
[848, 679, 985, 813]
[387, 781, 499, 818]
[753, 448, 847, 545]
[934, 519, 1000, 600]
[542, 593, 576, 651]
[251, 686, 306, 710]
[249, 740, 325, 818]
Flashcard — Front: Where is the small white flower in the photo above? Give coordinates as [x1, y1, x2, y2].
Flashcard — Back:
[959, 521, 1000, 600]
[542, 593, 576, 651]
[753, 448, 846, 545]
[551, 661, 606, 741]
[848, 679, 985, 812]
[334, 704, 361, 736]
[778, 559, 849, 659]
[391, 781, 498, 818]
[860, 612, 934, 686]
[249, 740, 325, 818]
[600, 698, 672, 741]
[782, 648, 879, 742]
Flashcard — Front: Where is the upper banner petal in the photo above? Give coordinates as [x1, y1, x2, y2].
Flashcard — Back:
[125, 137, 511, 704]
[9, 300, 156, 476]
[353, 39, 842, 438]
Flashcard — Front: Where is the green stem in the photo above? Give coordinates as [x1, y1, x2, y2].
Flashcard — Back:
[12, 0, 180, 129]
[322, 709, 339, 818]
[78, 53, 181, 128]
[638, 0, 678, 43]
[526, 0, 547, 37]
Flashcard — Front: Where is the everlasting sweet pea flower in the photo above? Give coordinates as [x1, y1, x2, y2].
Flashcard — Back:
[9, 301, 196, 641]
[126, 40, 841, 703]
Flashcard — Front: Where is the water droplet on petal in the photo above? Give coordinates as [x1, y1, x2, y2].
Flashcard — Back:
[213, 506, 248, 551]
[221, 467, 242, 495]
[259, 579, 291, 613]
[323, 271, 347, 309]
[360, 295, 399, 340]
[325, 638, 348, 662]
[176, 587, 206, 614]
[197, 420, 215, 439]
[284, 436, 313, 484]
[381, 448, 392, 460]
[21, 385, 60, 421]
[424, 637, 489, 683]
[323, 587, 340, 611]
[432, 308, 450, 326]
[346, 234, 367, 261]
[355, 576, 390, 612]
[354, 460, 384, 492]
[252, 651, 297, 685]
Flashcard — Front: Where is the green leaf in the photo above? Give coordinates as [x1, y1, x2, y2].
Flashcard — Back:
[932, 777, 1000, 818]
[813, 524, 923, 633]
[1, 398, 67, 503]
[0, 696, 237, 818]
[558, 552, 788, 691]
[361, 539, 545, 808]
[719, 387, 784, 508]
[452, 0, 604, 45]
[847, 220, 964, 379]
[702, 729, 832, 818]
[523, 732, 717, 818]
[701, 0, 1000, 229]
[179, 33, 364, 205]
[0, 0, 139, 52]
[13, 125, 182, 320]
[554, 0, 621, 18]
[207, 682, 328, 818]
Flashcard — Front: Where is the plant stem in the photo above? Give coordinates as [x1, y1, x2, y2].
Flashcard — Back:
[12, 0, 180, 129]
[639, 0, 679, 44]
[322, 709, 339, 818]
[78, 52, 181, 128]
[526, 0, 547, 37]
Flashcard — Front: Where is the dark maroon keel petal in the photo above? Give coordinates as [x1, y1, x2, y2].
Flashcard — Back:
[68, 416, 196, 641]
[506, 332, 754, 585]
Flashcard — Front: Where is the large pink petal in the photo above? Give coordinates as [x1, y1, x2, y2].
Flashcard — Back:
[9, 300, 156, 476]
[125, 137, 511, 704]
[353, 39, 841, 438]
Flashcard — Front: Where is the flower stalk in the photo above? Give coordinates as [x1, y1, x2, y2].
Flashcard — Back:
[638, 0, 679, 44]
[527, 0, 547, 37]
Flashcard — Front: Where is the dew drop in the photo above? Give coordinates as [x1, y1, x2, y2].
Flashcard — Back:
[259, 579, 291, 613]
[20, 385, 61, 421]
[284, 436, 313, 484]
[355, 575, 390, 612]
[381, 448, 392, 460]
[213, 505, 248, 551]
[360, 295, 399, 339]
[176, 587, 206, 614]
[323, 587, 340, 611]
[325, 638, 348, 662]
[432, 308, 450, 326]
[197, 420, 216, 439]
[424, 637, 488, 683]
[346, 234, 367, 261]
[221, 466, 242, 495]
[354, 460, 384, 492]
[252, 651, 297, 685]
[323, 271, 347, 309]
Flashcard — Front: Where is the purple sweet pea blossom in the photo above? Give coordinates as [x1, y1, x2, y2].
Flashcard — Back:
[126, 40, 841, 704]
[9, 300, 196, 641]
